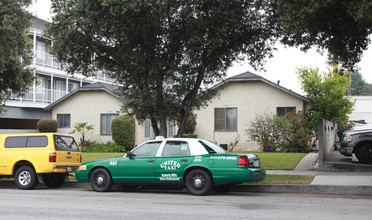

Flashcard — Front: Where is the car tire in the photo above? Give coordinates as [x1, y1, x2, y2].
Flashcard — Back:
[185, 169, 212, 196]
[44, 174, 65, 188]
[357, 144, 372, 164]
[15, 166, 38, 190]
[90, 168, 113, 192]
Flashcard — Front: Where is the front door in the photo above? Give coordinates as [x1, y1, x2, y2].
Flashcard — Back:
[116, 141, 162, 183]
[155, 140, 192, 183]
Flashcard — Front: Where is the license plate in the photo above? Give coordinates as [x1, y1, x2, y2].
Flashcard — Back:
[67, 167, 72, 172]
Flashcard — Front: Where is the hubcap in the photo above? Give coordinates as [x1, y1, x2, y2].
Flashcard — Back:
[194, 178, 202, 187]
[192, 174, 205, 190]
[18, 171, 31, 186]
[97, 176, 104, 185]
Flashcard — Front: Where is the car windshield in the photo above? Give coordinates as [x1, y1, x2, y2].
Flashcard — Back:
[199, 140, 226, 154]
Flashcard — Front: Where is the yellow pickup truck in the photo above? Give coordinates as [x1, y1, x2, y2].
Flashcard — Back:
[0, 133, 81, 189]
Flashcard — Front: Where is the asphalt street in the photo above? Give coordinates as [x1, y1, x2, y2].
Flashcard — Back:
[0, 187, 371, 220]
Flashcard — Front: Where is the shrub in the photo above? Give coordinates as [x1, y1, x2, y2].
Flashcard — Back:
[282, 111, 311, 153]
[185, 113, 197, 134]
[37, 119, 57, 133]
[246, 113, 290, 152]
[182, 134, 198, 138]
[84, 141, 124, 152]
[111, 115, 135, 151]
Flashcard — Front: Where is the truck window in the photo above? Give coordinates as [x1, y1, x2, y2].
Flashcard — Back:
[5, 136, 48, 148]
[54, 135, 80, 151]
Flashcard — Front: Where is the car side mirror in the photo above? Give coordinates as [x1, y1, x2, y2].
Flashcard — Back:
[127, 151, 134, 158]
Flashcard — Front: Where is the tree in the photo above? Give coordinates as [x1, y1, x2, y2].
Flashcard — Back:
[297, 67, 355, 133]
[0, 0, 34, 112]
[46, 0, 277, 137]
[275, 0, 372, 69]
[69, 122, 94, 152]
[350, 71, 372, 96]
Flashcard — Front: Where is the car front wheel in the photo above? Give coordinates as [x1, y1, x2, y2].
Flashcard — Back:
[185, 169, 212, 196]
[90, 168, 113, 192]
[15, 166, 38, 190]
[357, 144, 372, 164]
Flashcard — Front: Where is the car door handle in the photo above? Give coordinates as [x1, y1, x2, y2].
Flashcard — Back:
[67, 152, 71, 154]
[147, 160, 155, 163]
[181, 159, 188, 162]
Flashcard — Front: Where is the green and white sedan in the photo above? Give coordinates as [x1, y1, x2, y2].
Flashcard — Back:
[76, 137, 265, 195]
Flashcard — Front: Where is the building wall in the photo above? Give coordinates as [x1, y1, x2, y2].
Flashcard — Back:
[349, 96, 372, 123]
[195, 81, 307, 151]
[51, 90, 152, 145]
[52, 91, 122, 144]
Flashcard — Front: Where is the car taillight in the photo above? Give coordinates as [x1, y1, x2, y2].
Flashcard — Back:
[80, 154, 82, 163]
[49, 153, 56, 162]
[238, 156, 249, 166]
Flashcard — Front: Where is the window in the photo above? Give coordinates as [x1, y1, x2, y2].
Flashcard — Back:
[145, 119, 153, 138]
[101, 113, 118, 135]
[199, 140, 226, 154]
[214, 108, 237, 131]
[5, 136, 48, 148]
[36, 41, 45, 59]
[277, 107, 296, 117]
[162, 141, 190, 156]
[54, 135, 79, 151]
[132, 141, 162, 157]
[57, 114, 71, 128]
[168, 120, 175, 137]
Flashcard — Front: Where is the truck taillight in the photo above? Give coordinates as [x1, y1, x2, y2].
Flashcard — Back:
[238, 156, 249, 166]
[80, 154, 82, 163]
[49, 153, 56, 162]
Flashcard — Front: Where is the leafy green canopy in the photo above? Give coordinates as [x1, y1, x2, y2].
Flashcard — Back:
[297, 67, 355, 131]
[350, 71, 372, 96]
[276, 0, 372, 69]
[47, 0, 277, 137]
[0, 0, 34, 109]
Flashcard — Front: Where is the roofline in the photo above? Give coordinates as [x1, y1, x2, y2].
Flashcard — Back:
[210, 75, 310, 103]
[44, 87, 125, 111]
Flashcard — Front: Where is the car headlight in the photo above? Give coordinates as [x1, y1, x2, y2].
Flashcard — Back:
[343, 134, 352, 142]
[78, 165, 87, 171]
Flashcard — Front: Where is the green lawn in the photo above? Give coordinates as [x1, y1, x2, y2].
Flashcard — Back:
[81, 152, 125, 163]
[253, 152, 307, 170]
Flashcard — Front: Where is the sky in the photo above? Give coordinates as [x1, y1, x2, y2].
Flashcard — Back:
[29, 0, 372, 95]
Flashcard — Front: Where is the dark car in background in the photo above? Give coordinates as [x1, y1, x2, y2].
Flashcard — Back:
[339, 126, 372, 164]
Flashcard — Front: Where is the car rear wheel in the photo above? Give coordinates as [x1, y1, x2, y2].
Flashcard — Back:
[15, 166, 38, 190]
[357, 144, 372, 164]
[44, 174, 65, 188]
[90, 168, 113, 192]
[185, 169, 212, 196]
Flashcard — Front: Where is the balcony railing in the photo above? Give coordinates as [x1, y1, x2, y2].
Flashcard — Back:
[35, 51, 64, 70]
[10, 87, 67, 104]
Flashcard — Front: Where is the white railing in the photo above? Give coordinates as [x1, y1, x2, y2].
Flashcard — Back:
[10, 87, 67, 104]
[35, 51, 64, 70]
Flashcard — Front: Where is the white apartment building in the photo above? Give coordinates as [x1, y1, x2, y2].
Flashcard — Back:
[0, 17, 115, 133]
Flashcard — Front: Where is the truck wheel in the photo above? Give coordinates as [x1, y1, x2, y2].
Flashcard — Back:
[15, 166, 38, 190]
[185, 169, 212, 196]
[44, 174, 65, 188]
[90, 168, 113, 192]
[357, 144, 372, 164]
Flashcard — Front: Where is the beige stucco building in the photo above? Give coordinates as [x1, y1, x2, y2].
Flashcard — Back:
[194, 72, 310, 151]
[45, 72, 310, 151]
[45, 82, 159, 146]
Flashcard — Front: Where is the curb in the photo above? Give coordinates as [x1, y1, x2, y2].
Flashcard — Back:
[232, 184, 372, 196]
[2, 180, 371, 196]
